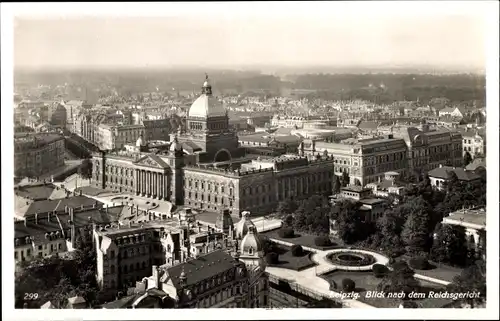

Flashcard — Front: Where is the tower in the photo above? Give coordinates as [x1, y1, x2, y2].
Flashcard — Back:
[167, 136, 185, 205]
[177, 74, 241, 163]
[239, 226, 266, 269]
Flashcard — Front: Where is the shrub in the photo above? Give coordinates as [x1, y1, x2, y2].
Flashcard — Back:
[259, 236, 277, 255]
[291, 245, 304, 257]
[265, 252, 279, 264]
[314, 236, 332, 247]
[278, 227, 295, 239]
[373, 264, 389, 278]
[342, 278, 356, 292]
[284, 214, 294, 226]
[408, 256, 430, 270]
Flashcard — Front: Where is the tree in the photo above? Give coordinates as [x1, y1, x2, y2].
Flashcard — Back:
[276, 198, 299, 217]
[335, 199, 365, 244]
[463, 151, 473, 167]
[400, 197, 432, 255]
[15, 236, 100, 309]
[431, 224, 468, 266]
[448, 259, 486, 308]
[342, 278, 356, 292]
[78, 158, 93, 180]
[291, 245, 304, 256]
[314, 235, 332, 247]
[278, 227, 295, 239]
[332, 175, 341, 195]
[378, 261, 420, 296]
[373, 264, 389, 278]
[265, 252, 279, 264]
[376, 209, 406, 256]
[341, 172, 350, 187]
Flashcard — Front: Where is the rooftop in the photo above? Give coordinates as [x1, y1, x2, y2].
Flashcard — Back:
[21, 195, 103, 217]
[95, 219, 182, 237]
[428, 166, 481, 181]
[15, 183, 56, 201]
[444, 208, 486, 228]
[164, 250, 238, 288]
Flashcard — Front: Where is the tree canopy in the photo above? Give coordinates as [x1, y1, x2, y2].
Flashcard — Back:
[15, 236, 100, 308]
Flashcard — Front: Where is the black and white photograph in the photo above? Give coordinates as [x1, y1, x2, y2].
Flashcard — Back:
[1, 1, 498, 320]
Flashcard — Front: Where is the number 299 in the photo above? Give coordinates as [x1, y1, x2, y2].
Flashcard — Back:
[24, 293, 39, 300]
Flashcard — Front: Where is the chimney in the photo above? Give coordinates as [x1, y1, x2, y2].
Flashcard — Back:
[35, 212, 38, 225]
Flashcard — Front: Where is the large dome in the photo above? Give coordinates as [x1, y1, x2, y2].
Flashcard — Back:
[188, 94, 226, 118]
[187, 75, 227, 118]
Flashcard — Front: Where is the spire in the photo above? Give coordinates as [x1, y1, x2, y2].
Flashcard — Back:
[202, 73, 212, 96]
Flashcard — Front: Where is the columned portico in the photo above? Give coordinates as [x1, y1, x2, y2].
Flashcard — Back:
[133, 166, 169, 200]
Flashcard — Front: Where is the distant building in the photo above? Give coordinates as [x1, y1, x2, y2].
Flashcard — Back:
[442, 208, 486, 255]
[459, 128, 485, 158]
[14, 199, 116, 264]
[48, 103, 67, 128]
[95, 124, 145, 151]
[329, 186, 388, 236]
[395, 126, 463, 177]
[302, 135, 408, 185]
[428, 165, 481, 190]
[14, 133, 65, 178]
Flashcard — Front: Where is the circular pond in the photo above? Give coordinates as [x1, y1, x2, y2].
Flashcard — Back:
[327, 251, 376, 267]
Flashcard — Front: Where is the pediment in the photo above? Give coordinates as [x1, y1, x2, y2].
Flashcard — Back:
[134, 155, 167, 168]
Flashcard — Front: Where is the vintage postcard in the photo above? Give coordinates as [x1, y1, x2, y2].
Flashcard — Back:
[1, 1, 498, 320]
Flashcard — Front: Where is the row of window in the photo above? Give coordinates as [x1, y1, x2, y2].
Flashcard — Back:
[185, 180, 231, 195]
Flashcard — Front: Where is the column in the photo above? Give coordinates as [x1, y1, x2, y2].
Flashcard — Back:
[159, 174, 163, 199]
[143, 170, 146, 196]
[145, 171, 149, 196]
[140, 170, 144, 196]
[135, 170, 139, 195]
[147, 172, 151, 196]
[154, 172, 157, 198]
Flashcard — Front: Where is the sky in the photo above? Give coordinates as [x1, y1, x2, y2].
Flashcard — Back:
[13, 5, 487, 71]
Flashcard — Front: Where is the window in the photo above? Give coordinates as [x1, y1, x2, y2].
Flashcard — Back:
[14, 252, 17, 259]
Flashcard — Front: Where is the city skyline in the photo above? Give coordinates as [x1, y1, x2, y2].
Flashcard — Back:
[14, 14, 486, 72]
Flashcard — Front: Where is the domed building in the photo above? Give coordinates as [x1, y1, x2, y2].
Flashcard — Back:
[174, 74, 244, 163]
[92, 74, 335, 215]
[233, 211, 255, 240]
[239, 225, 265, 269]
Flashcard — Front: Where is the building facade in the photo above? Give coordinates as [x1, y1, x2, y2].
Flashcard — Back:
[302, 135, 408, 185]
[396, 126, 463, 178]
[14, 133, 65, 177]
[92, 77, 335, 215]
[94, 209, 269, 306]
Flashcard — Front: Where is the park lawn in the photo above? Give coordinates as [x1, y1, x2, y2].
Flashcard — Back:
[402, 256, 463, 283]
[411, 262, 463, 283]
[268, 245, 317, 271]
[261, 228, 340, 251]
[322, 271, 453, 308]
